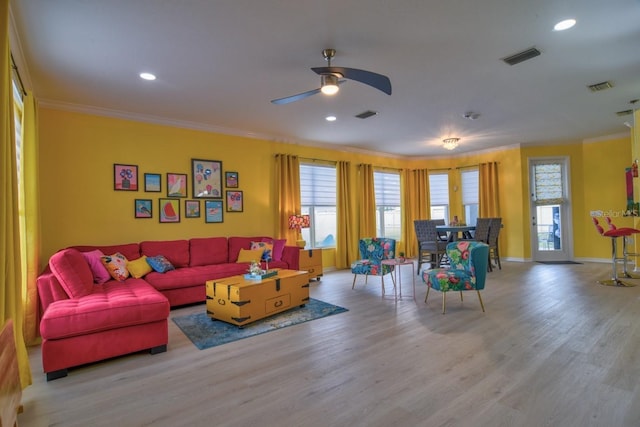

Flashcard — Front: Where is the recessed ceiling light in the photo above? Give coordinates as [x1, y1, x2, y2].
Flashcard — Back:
[554, 19, 576, 31]
[325, 115, 337, 122]
[139, 72, 156, 81]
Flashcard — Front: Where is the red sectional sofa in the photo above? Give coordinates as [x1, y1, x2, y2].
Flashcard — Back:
[37, 236, 300, 380]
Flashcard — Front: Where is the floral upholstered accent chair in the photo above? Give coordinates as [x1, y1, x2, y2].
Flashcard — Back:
[351, 237, 397, 295]
[422, 240, 489, 314]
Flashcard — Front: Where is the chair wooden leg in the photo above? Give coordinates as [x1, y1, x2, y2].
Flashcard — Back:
[352, 274, 357, 289]
[477, 290, 485, 312]
[425, 286, 430, 303]
[442, 292, 446, 314]
[459, 291, 463, 302]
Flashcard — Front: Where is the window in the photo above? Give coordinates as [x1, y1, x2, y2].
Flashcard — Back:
[429, 173, 449, 222]
[461, 168, 479, 225]
[300, 164, 337, 248]
[374, 171, 401, 240]
[13, 79, 23, 184]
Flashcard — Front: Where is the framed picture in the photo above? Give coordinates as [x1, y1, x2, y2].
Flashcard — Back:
[167, 173, 188, 197]
[225, 171, 239, 188]
[114, 164, 138, 191]
[191, 159, 222, 198]
[134, 199, 152, 218]
[226, 190, 243, 212]
[159, 198, 180, 223]
[185, 200, 200, 218]
[205, 200, 223, 223]
[144, 173, 162, 192]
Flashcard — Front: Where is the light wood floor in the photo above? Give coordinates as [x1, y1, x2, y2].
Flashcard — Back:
[17, 261, 640, 427]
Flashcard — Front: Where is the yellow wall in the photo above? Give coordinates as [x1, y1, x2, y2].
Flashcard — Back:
[37, 108, 406, 267]
[37, 107, 632, 269]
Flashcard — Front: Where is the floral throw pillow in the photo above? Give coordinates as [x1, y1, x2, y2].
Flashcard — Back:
[146, 255, 175, 273]
[250, 241, 273, 261]
[100, 252, 130, 282]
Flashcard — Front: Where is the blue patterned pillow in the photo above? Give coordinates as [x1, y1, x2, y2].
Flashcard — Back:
[146, 255, 175, 273]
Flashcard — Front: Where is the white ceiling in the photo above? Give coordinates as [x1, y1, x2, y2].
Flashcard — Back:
[9, 0, 640, 157]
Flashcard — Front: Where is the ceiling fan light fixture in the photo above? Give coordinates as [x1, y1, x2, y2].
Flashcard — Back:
[320, 75, 340, 95]
[443, 138, 460, 150]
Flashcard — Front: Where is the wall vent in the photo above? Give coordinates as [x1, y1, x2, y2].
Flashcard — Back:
[501, 47, 541, 66]
[616, 109, 633, 117]
[355, 110, 378, 119]
[587, 81, 614, 92]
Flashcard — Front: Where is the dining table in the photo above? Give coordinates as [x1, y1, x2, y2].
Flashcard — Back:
[436, 225, 476, 241]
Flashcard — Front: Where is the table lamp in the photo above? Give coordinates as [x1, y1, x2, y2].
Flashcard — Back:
[288, 214, 310, 248]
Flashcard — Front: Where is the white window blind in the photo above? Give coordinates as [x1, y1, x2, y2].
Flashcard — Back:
[429, 173, 449, 205]
[374, 171, 400, 205]
[461, 169, 479, 204]
[300, 164, 336, 205]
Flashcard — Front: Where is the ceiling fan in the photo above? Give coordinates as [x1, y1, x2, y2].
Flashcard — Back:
[270, 49, 392, 105]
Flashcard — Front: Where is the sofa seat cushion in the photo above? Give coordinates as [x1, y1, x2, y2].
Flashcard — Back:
[40, 279, 169, 340]
[144, 264, 249, 291]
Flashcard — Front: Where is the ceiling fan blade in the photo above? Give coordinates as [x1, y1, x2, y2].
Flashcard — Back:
[270, 88, 321, 105]
[312, 66, 392, 95]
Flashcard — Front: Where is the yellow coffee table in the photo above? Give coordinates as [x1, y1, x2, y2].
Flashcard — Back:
[205, 269, 309, 327]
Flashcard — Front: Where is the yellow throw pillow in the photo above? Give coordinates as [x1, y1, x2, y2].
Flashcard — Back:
[236, 248, 265, 263]
[127, 255, 153, 279]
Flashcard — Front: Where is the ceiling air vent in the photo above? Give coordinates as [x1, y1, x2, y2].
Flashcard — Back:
[587, 81, 614, 92]
[501, 47, 541, 66]
[355, 110, 378, 119]
[616, 109, 633, 117]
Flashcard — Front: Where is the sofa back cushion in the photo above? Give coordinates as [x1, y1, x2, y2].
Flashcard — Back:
[49, 248, 94, 299]
[71, 243, 140, 262]
[189, 237, 228, 267]
[141, 240, 190, 268]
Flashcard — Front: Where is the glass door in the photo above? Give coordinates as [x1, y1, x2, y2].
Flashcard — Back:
[529, 158, 573, 262]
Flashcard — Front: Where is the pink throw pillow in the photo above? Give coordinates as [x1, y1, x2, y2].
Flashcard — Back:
[262, 238, 286, 261]
[49, 248, 94, 299]
[81, 249, 111, 284]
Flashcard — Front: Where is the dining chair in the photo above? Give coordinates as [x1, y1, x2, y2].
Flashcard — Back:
[413, 220, 448, 274]
[487, 217, 502, 271]
[470, 217, 491, 243]
[422, 241, 490, 314]
[351, 237, 397, 295]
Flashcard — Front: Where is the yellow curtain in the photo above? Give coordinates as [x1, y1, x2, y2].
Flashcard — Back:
[336, 161, 357, 267]
[402, 168, 430, 258]
[1, 0, 32, 388]
[274, 154, 300, 245]
[358, 164, 376, 238]
[479, 162, 500, 217]
[19, 92, 40, 345]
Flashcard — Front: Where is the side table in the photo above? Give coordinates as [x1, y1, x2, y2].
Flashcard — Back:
[381, 258, 416, 301]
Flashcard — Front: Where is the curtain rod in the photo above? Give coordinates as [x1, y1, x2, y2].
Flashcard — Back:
[10, 53, 27, 97]
[300, 157, 336, 165]
[455, 161, 500, 170]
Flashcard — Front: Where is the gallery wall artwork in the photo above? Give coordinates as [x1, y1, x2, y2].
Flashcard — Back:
[192, 159, 222, 198]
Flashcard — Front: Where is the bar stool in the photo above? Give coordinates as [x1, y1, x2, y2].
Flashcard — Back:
[592, 217, 635, 287]
[604, 217, 640, 279]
